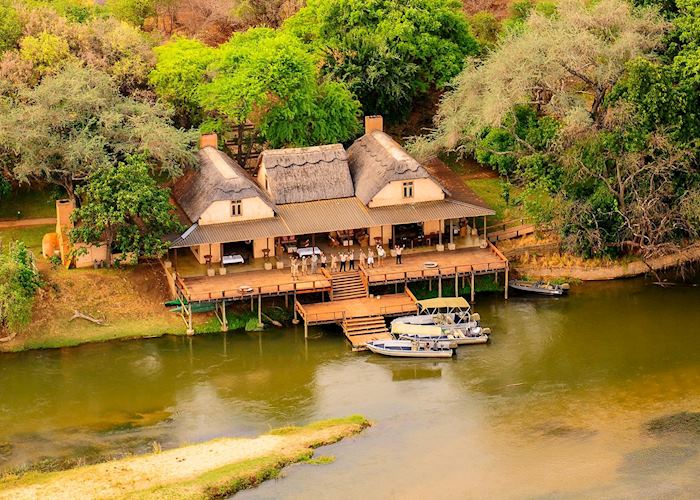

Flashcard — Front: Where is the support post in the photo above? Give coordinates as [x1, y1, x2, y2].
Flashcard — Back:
[470, 272, 475, 303]
[250, 294, 254, 312]
[258, 294, 263, 327]
[304, 320, 308, 339]
[438, 273, 442, 297]
[483, 216, 487, 241]
[450, 220, 454, 245]
[292, 290, 299, 324]
[221, 300, 228, 332]
[505, 266, 509, 300]
[186, 303, 194, 336]
[455, 273, 459, 297]
[285, 292, 289, 308]
[495, 271, 499, 284]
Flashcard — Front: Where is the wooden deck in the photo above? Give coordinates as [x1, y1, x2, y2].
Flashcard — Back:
[175, 244, 508, 303]
[488, 224, 536, 242]
[178, 268, 330, 302]
[296, 292, 417, 325]
[364, 245, 507, 285]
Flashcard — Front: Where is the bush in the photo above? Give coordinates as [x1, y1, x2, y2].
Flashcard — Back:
[0, 241, 42, 334]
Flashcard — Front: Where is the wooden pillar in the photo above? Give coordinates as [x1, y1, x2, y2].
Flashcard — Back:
[285, 292, 289, 308]
[505, 266, 509, 300]
[438, 273, 442, 297]
[292, 289, 299, 324]
[455, 272, 459, 297]
[449, 220, 454, 245]
[470, 272, 475, 303]
[483, 216, 487, 240]
[391, 225, 395, 246]
[304, 319, 308, 339]
[258, 294, 262, 326]
[495, 271, 499, 284]
[439, 221, 443, 245]
[221, 300, 228, 332]
[428, 278, 432, 291]
[250, 294, 254, 312]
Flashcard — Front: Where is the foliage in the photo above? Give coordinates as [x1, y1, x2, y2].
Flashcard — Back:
[107, 0, 155, 27]
[469, 12, 500, 52]
[19, 32, 72, 75]
[0, 2, 22, 54]
[232, 0, 303, 28]
[70, 154, 182, 265]
[285, 0, 479, 120]
[0, 241, 42, 334]
[413, 0, 699, 258]
[0, 63, 196, 200]
[151, 28, 361, 151]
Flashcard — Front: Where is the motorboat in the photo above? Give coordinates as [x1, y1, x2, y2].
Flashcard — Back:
[392, 323, 488, 346]
[509, 280, 569, 296]
[365, 339, 454, 358]
[391, 297, 491, 343]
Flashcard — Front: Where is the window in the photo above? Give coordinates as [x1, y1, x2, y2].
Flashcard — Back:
[402, 181, 414, 199]
[231, 200, 242, 217]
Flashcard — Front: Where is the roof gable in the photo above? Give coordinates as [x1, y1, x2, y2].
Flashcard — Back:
[348, 131, 448, 205]
[172, 147, 275, 222]
[259, 144, 355, 204]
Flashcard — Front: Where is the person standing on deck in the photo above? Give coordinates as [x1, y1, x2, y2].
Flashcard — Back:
[349, 249, 355, 270]
[331, 253, 338, 273]
[291, 257, 299, 281]
[320, 252, 327, 270]
[377, 245, 385, 267]
[359, 249, 366, 268]
[395, 244, 404, 264]
[310, 252, 318, 274]
[301, 256, 308, 276]
[339, 252, 347, 272]
[367, 248, 375, 268]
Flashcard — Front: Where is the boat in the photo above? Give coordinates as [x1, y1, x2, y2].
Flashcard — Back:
[392, 323, 487, 346]
[391, 297, 490, 344]
[509, 280, 569, 296]
[365, 339, 454, 358]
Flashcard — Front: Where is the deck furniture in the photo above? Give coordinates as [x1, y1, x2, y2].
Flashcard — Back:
[297, 246, 321, 257]
[222, 254, 244, 265]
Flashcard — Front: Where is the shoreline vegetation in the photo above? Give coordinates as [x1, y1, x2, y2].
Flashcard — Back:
[0, 415, 370, 499]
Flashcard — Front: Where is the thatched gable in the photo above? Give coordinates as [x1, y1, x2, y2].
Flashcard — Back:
[348, 131, 448, 205]
[259, 144, 355, 204]
[173, 147, 275, 223]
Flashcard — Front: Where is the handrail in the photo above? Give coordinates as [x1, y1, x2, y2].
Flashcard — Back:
[485, 217, 532, 232]
[487, 240, 509, 264]
[181, 276, 332, 303]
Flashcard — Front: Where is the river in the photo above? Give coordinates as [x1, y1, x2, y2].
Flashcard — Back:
[1, 276, 699, 498]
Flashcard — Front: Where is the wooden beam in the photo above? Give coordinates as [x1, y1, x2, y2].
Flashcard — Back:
[505, 266, 509, 300]
[470, 272, 475, 303]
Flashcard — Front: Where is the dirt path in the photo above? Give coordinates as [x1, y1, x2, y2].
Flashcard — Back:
[0, 217, 56, 228]
[0, 416, 369, 499]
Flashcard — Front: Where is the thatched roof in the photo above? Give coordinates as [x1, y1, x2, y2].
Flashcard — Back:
[259, 144, 354, 204]
[173, 147, 275, 223]
[348, 131, 448, 205]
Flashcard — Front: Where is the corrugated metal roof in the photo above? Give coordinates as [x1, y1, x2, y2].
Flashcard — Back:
[170, 218, 290, 248]
[277, 197, 372, 235]
[170, 198, 494, 248]
[367, 200, 493, 226]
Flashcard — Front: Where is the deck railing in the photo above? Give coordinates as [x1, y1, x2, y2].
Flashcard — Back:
[178, 276, 332, 303]
[365, 260, 507, 285]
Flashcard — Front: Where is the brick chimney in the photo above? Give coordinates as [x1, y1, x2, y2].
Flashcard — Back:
[364, 115, 383, 135]
[199, 133, 218, 149]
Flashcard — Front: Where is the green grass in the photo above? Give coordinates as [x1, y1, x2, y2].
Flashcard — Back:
[0, 189, 58, 220]
[0, 224, 55, 253]
[408, 275, 504, 300]
[464, 178, 526, 225]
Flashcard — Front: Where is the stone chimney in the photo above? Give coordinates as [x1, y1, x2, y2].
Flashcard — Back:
[364, 115, 383, 135]
[199, 133, 218, 149]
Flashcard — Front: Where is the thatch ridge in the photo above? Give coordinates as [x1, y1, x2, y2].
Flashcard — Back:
[173, 147, 276, 223]
[348, 131, 447, 205]
[259, 144, 355, 204]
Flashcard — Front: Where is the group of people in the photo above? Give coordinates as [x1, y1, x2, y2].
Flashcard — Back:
[289, 243, 406, 280]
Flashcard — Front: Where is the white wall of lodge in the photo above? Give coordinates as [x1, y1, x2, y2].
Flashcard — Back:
[368, 178, 444, 208]
[198, 197, 274, 225]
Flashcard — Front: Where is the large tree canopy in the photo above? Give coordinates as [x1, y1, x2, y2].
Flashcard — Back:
[412, 0, 699, 258]
[0, 63, 196, 200]
[285, 0, 479, 120]
[150, 28, 361, 157]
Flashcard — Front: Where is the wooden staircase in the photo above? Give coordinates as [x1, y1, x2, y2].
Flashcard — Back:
[342, 315, 391, 351]
[330, 271, 368, 301]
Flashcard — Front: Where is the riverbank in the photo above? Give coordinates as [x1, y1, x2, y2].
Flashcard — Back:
[512, 242, 700, 281]
[0, 415, 370, 499]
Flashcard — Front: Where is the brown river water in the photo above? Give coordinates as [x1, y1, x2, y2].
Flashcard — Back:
[1, 275, 699, 498]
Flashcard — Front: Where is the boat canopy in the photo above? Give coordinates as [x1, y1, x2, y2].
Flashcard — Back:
[416, 297, 471, 312]
[391, 323, 443, 337]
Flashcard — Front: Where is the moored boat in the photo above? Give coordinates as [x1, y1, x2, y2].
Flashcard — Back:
[391, 297, 490, 344]
[365, 339, 454, 358]
[509, 280, 569, 296]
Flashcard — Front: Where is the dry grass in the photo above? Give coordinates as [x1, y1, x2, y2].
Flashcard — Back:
[0, 416, 370, 500]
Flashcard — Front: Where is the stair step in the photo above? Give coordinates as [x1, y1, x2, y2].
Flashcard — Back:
[345, 320, 387, 328]
[345, 317, 385, 325]
[345, 328, 389, 336]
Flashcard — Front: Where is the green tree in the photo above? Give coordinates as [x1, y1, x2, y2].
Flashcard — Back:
[108, 0, 155, 27]
[151, 28, 361, 161]
[19, 32, 72, 75]
[0, 63, 196, 200]
[0, 241, 42, 335]
[285, 0, 478, 120]
[0, 2, 22, 54]
[70, 154, 182, 266]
